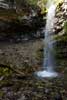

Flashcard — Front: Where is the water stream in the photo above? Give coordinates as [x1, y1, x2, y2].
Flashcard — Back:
[36, 0, 58, 77]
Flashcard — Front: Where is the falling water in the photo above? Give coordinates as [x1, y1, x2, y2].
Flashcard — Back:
[36, 0, 58, 77]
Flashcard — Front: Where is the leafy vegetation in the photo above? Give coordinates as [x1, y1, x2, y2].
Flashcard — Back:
[64, 20, 67, 34]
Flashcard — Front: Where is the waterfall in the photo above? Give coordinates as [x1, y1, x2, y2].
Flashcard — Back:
[43, 3, 56, 71]
[36, 0, 58, 77]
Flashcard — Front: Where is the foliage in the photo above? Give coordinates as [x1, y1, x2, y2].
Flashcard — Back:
[54, 0, 63, 5]
[64, 20, 67, 34]
[37, 0, 63, 14]
[0, 67, 13, 77]
[1, 0, 63, 15]
[37, 0, 47, 14]
[27, 0, 38, 5]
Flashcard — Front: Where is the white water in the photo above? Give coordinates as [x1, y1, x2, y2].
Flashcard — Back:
[37, 0, 58, 78]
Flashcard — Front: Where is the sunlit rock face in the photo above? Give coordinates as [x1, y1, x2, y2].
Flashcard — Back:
[62, 0, 67, 13]
[36, 0, 58, 78]
[0, 0, 9, 9]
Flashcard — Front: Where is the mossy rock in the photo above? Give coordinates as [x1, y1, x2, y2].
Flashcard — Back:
[64, 20, 67, 34]
[0, 91, 4, 98]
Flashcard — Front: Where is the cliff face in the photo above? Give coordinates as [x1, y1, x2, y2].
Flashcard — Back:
[0, 2, 66, 42]
[54, 2, 67, 67]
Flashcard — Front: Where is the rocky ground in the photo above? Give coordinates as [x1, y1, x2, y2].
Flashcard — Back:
[0, 39, 43, 69]
[0, 39, 67, 100]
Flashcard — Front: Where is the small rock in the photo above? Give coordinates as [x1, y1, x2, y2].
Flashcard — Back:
[58, 19, 64, 24]
[0, 49, 3, 54]
[45, 88, 50, 94]
[0, 76, 4, 81]
[18, 94, 26, 100]
[55, 93, 63, 100]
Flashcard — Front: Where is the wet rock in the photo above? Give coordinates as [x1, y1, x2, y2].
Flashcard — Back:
[58, 19, 64, 25]
[18, 94, 26, 100]
[54, 26, 63, 34]
[45, 88, 50, 94]
[55, 93, 63, 100]
[56, 12, 63, 18]
[0, 14, 45, 41]
[0, 49, 3, 54]
[0, 76, 4, 81]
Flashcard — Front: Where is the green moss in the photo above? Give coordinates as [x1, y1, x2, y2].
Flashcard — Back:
[0, 67, 13, 77]
[64, 21, 67, 34]
[0, 91, 4, 98]
[36, 48, 43, 60]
